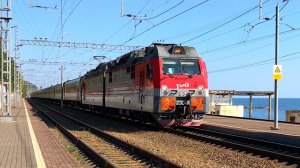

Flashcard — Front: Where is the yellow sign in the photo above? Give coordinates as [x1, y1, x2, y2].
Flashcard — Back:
[273, 65, 282, 80]
[274, 66, 281, 73]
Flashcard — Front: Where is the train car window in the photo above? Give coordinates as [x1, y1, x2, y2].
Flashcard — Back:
[131, 66, 135, 79]
[109, 71, 112, 83]
[146, 64, 152, 79]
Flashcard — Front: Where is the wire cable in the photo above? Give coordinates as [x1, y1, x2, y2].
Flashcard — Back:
[100, 0, 152, 44]
[101, 0, 210, 57]
[147, 0, 185, 20]
[208, 51, 300, 73]
[200, 28, 300, 55]
[181, 0, 271, 44]
[206, 31, 300, 62]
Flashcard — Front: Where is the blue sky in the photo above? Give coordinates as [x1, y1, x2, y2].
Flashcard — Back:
[12, 0, 300, 97]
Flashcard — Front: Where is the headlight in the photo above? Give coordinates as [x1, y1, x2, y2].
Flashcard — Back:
[162, 85, 169, 95]
[198, 86, 204, 95]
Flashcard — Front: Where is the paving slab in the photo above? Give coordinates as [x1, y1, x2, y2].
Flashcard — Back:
[0, 100, 80, 168]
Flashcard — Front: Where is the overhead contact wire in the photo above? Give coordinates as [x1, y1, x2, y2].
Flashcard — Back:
[181, 0, 271, 44]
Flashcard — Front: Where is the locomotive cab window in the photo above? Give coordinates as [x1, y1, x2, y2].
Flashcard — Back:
[181, 61, 200, 75]
[163, 59, 200, 75]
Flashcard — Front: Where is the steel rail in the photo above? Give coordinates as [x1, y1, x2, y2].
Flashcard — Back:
[27, 100, 117, 168]
[178, 126, 300, 153]
[167, 126, 300, 165]
[31, 99, 181, 168]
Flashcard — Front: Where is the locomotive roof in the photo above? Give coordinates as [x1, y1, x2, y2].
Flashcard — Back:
[85, 43, 199, 76]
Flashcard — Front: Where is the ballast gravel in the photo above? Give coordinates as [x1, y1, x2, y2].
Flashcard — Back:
[43, 101, 296, 168]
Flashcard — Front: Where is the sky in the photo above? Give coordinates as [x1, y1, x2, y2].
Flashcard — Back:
[11, 0, 300, 98]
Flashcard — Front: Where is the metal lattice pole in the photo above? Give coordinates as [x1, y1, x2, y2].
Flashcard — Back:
[1, 0, 12, 122]
[16, 67, 20, 102]
[18, 39, 143, 51]
[12, 25, 20, 106]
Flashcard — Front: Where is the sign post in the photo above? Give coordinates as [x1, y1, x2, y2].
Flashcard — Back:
[272, 4, 280, 130]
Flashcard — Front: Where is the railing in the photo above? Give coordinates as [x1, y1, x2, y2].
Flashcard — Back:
[209, 90, 274, 120]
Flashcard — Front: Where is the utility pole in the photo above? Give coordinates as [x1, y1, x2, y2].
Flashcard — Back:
[121, 0, 123, 17]
[259, 0, 285, 129]
[273, 4, 279, 130]
[59, 66, 64, 109]
[1, 0, 12, 122]
[259, 0, 263, 20]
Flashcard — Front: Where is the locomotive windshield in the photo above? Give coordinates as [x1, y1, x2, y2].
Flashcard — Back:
[163, 59, 200, 75]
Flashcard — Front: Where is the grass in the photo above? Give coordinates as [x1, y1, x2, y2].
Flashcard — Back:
[67, 145, 83, 161]
[67, 145, 77, 153]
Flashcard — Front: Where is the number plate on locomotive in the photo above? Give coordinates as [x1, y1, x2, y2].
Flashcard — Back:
[176, 100, 190, 105]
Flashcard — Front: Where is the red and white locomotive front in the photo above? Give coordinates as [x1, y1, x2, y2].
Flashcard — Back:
[152, 45, 209, 126]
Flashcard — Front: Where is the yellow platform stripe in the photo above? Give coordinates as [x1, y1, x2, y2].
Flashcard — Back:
[23, 99, 47, 168]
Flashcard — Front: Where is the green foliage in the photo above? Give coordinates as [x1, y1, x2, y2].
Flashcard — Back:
[23, 81, 38, 98]
[67, 146, 77, 153]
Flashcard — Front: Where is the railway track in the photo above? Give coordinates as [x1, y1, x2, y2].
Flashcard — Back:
[31, 99, 300, 165]
[166, 126, 300, 165]
[28, 99, 181, 168]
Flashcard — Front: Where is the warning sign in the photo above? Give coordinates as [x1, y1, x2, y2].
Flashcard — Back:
[273, 65, 282, 80]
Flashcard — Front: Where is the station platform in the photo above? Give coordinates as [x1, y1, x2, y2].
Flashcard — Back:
[202, 115, 300, 147]
[0, 99, 79, 168]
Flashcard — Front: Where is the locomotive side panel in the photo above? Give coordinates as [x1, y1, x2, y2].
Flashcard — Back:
[81, 73, 104, 106]
[104, 67, 145, 111]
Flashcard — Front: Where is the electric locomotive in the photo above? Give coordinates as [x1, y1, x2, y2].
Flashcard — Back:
[31, 43, 209, 127]
[140, 43, 209, 126]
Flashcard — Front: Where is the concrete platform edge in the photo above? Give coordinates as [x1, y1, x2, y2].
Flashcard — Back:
[23, 100, 47, 168]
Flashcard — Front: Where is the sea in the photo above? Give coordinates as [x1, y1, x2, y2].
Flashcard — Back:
[233, 98, 300, 121]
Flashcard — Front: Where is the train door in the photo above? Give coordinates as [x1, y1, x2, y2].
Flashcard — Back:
[138, 62, 153, 105]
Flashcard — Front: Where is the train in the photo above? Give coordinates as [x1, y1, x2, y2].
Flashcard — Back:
[31, 43, 209, 127]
